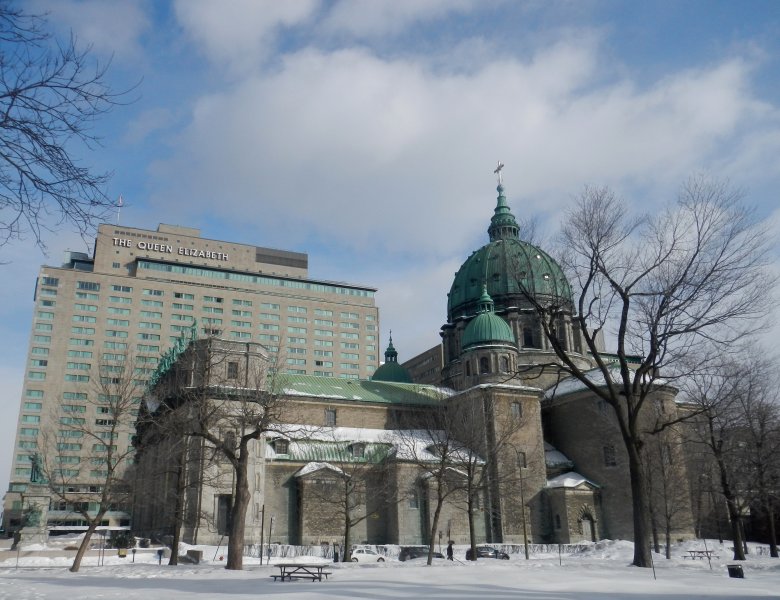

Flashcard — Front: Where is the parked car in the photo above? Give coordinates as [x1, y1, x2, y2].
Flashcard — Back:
[351, 548, 386, 563]
[465, 546, 510, 560]
[398, 546, 444, 561]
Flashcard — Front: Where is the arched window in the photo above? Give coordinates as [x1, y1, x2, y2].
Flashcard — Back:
[480, 356, 490, 374]
[465, 360, 471, 376]
[500, 356, 509, 372]
[523, 327, 534, 348]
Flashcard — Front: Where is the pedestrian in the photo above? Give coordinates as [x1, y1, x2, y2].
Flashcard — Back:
[447, 540, 454, 561]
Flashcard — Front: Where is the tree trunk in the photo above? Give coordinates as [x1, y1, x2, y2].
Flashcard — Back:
[168, 446, 187, 566]
[715, 457, 745, 561]
[665, 524, 671, 560]
[427, 496, 444, 566]
[764, 494, 778, 558]
[627, 443, 652, 567]
[343, 501, 352, 562]
[70, 518, 102, 572]
[226, 454, 250, 570]
[467, 493, 477, 561]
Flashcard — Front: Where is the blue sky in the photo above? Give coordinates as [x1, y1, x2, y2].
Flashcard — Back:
[1, 0, 780, 489]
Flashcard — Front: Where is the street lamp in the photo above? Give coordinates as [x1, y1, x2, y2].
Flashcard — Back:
[517, 450, 529, 560]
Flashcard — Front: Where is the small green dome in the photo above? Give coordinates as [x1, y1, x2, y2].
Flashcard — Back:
[461, 287, 516, 348]
[448, 184, 572, 321]
[372, 333, 413, 383]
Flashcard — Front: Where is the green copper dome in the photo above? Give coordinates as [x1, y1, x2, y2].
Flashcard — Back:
[462, 286, 516, 348]
[448, 183, 572, 321]
[372, 334, 413, 383]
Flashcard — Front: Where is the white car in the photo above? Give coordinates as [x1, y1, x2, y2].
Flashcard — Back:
[351, 548, 386, 563]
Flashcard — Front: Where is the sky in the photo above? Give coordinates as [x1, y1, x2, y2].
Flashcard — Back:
[1, 538, 779, 599]
[1, 0, 780, 494]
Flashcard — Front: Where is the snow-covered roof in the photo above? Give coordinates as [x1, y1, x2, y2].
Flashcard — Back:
[544, 365, 667, 399]
[547, 471, 600, 489]
[294, 462, 346, 478]
[544, 442, 574, 468]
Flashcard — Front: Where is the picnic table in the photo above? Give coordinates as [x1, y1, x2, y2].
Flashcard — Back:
[684, 550, 718, 560]
[272, 562, 331, 582]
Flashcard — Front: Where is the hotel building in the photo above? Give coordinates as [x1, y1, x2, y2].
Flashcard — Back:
[4, 223, 378, 532]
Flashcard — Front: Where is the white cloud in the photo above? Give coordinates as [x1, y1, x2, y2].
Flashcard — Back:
[147, 37, 776, 263]
[322, 0, 483, 38]
[29, 0, 151, 61]
[173, 0, 320, 73]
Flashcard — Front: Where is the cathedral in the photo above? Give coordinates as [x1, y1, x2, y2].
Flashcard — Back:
[132, 178, 694, 549]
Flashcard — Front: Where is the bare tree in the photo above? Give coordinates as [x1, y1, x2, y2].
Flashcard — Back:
[39, 351, 141, 572]
[0, 3, 127, 251]
[518, 177, 774, 567]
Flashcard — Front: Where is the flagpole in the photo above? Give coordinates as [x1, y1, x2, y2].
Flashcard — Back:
[116, 195, 123, 225]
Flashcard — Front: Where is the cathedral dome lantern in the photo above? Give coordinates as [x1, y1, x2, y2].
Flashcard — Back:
[447, 169, 572, 323]
[372, 333, 413, 383]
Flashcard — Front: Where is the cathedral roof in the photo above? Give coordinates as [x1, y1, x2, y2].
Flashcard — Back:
[447, 182, 572, 321]
[274, 373, 448, 405]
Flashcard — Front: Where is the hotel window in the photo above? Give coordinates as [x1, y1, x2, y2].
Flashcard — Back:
[366, 315, 375, 321]
[28, 372, 46, 380]
[41, 276, 59, 287]
[111, 285, 132, 293]
[31, 347, 49, 355]
[325, 408, 337, 426]
[289, 347, 306, 355]
[174, 292, 194, 300]
[340, 363, 359, 370]
[230, 331, 251, 339]
[232, 309, 251, 317]
[314, 319, 333, 326]
[288, 326, 306, 334]
[139, 321, 161, 329]
[40, 299, 55, 307]
[261, 303, 279, 310]
[24, 402, 42, 411]
[341, 332, 358, 340]
[143, 288, 164, 296]
[107, 307, 131, 315]
[287, 358, 306, 366]
[341, 342, 359, 349]
[107, 342, 129, 349]
[314, 350, 332, 357]
[340, 312, 358, 319]
[109, 296, 132, 304]
[33, 335, 51, 343]
[77, 281, 100, 291]
[107, 319, 130, 327]
[106, 330, 128, 338]
[68, 350, 92, 358]
[232, 299, 252, 306]
[314, 339, 333, 347]
[72, 315, 96, 323]
[260, 323, 279, 331]
[315, 309, 332, 317]
[314, 371, 333, 376]
[141, 299, 163, 307]
[173, 303, 193, 311]
[36, 311, 54, 319]
[71, 327, 95, 335]
[39, 288, 57, 296]
[141, 311, 163, 319]
[203, 295, 223, 303]
[315, 360, 333, 367]
[288, 337, 306, 344]
[260, 312, 280, 321]
[288, 316, 307, 323]
[73, 304, 97, 312]
[288, 306, 307, 313]
[231, 320, 251, 328]
[203, 306, 223, 314]
[340, 322, 359, 329]
[341, 353, 359, 360]
[258, 334, 280, 342]
[315, 329, 333, 336]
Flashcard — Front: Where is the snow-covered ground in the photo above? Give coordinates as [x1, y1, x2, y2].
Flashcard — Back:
[0, 539, 777, 600]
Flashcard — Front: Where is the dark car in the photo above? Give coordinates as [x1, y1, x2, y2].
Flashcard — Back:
[398, 546, 444, 561]
[465, 546, 510, 560]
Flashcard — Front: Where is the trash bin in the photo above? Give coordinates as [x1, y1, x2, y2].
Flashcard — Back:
[727, 564, 744, 578]
[117, 548, 127, 558]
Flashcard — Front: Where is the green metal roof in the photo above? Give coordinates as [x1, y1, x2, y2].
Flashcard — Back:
[277, 441, 392, 464]
[273, 373, 446, 406]
[447, 184, 572, 320]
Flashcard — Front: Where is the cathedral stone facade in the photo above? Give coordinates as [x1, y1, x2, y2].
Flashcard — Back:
[131, 181, 694, 548]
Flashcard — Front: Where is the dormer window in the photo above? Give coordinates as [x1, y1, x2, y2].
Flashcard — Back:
[350, 443, 365, 458]
[274, 439, 289, 454]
